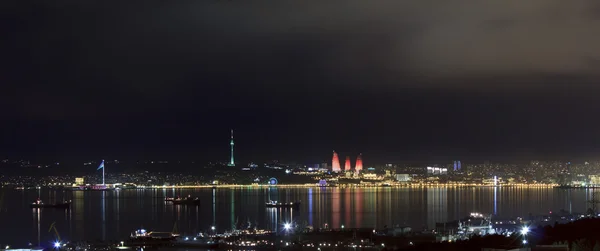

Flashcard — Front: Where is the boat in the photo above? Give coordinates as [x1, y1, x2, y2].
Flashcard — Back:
[175, 234, 219, 248]
[165, 196, 180, 202]
[130, 229, 177, 241]
[225, 222, 274, 237]
[30, 199, 72, 209]
[435, 212, 496, 241]
[172, 195, 200, 205]
[84, 185, 115, 191]
[265, 200, 300, 208]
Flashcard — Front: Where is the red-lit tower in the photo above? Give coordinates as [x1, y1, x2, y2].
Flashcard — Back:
[355, 154, 363, 173]
[344, 156, 351, 171]
[332, 151, 341, 173]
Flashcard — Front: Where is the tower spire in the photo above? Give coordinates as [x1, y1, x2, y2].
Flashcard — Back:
[228, 129, 235, 167]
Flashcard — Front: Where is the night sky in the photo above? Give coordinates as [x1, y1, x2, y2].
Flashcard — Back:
[3, 1, 600, 164]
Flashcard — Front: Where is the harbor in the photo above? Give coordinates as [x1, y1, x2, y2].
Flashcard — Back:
[5, 209, 596, 251]
[2, 186, 599, 250]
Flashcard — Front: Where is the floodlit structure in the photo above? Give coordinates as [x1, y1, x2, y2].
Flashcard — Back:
[344, 156, 351, 171]
[75, 177, 84, 186]
[427, 166, 448, 175]
[355, 154, 363, 173]
[396, 174, 411, 182]
[97, 160, 105, 185]
[332, 151, 341, 172]
[453, 160, 462, 171]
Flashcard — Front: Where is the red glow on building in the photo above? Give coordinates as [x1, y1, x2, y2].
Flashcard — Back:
[355, 154, 363, 173]
[332, 151, 341, 172]
[344, 156, 351, 171]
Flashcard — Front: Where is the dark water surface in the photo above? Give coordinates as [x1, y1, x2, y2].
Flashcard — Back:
[0, 187, 593, 245]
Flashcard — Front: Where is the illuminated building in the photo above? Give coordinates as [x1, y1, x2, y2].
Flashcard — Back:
[396, 174, 411, 182]
[344, 156, 351, 171]
[97, 160, 105, 185]
[332, 151, 341, 172]
[228, 129, 235, 167]
[75, 177, 84, 185]
[427, 166, 448, 175]
[355, 154, 363, 173]
[320, 162, 328, 171]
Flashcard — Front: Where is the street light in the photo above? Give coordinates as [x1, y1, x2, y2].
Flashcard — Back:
[211, 226, 216, 231]
[54, 242, 61, 249]
[120, 241, 124, 247]
[283, 223, 291, 231]
[521, 226, 530, 246]
[341, 225, 345, 229]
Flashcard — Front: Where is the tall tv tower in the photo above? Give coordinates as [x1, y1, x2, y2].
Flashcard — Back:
[227, 129, 235, 167]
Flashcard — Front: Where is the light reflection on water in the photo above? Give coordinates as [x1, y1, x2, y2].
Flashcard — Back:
[0, 187, 592, 245]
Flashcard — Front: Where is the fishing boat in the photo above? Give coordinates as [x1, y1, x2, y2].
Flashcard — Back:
[30, 199, 71, 209]
[265, 200, 300, 208]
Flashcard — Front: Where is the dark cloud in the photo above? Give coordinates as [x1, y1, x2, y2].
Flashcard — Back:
[6, 0, 600, 94]
[2, 0, 600, 162]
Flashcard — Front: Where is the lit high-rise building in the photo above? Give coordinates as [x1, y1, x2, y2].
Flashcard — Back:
[332, 151, 341, 172]
[355, 154, 363, 173]
[227, 129, 235, 167]
[344, 156, 351, 171]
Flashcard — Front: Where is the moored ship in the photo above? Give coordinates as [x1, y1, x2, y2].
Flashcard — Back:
[265, 200, 300, 208]
[172, 195, 200, 205]
[130, 229, 177, 241]
[30, 199, 72, 209]
[175, 234, 219, 248]
[165, 196, 180, 202]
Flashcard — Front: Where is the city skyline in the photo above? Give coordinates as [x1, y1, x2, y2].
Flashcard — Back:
[3, 1, 600, 250]
[3, 124, 600, 164]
